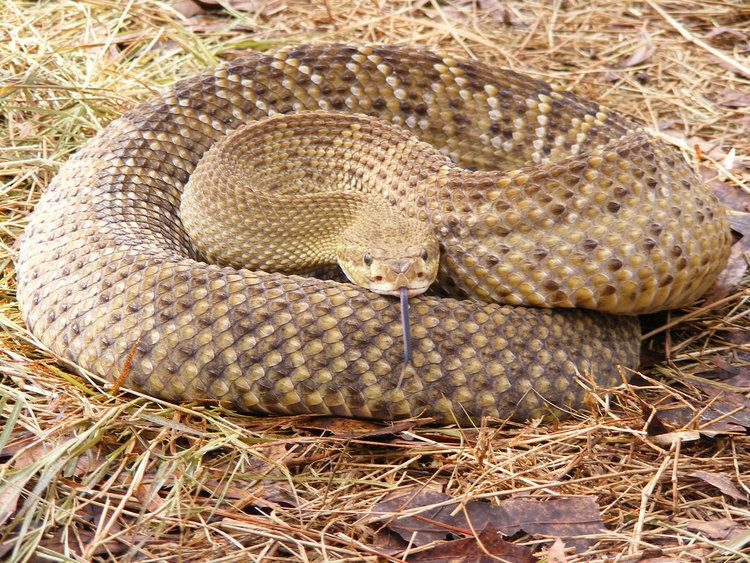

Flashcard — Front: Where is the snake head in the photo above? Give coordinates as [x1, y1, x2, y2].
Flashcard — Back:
[337, 220, 440, 297]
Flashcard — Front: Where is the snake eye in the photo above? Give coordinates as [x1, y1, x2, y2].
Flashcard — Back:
[420, 249, 429, 261]
[363, 253, 373, 266]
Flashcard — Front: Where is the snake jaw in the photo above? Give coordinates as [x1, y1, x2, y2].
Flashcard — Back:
[342, 254, 437, 297]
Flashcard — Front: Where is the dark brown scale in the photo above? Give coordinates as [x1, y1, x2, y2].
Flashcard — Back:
[550, 204, 566, 216]
[582, 239, 599, 251]
[602, 285, 617, 296]
[608, 259, 623, 272]
[543, 280, 559, 291]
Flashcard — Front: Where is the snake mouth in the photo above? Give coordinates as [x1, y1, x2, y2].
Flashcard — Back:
[366, 284, 431, 298]
[340, 267, 434, 298]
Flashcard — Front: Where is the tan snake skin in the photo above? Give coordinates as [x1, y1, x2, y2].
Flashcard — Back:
[17, 45, 731, 423]
[179, 112, 442, 298]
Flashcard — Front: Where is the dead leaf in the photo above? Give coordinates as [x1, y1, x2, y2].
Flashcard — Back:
[478, 0, 514, 25]
[722, 527, 750, 551]
[191, 0, 286, 15]
[296, 416, 426, 438]
[229, 0, 287, 15]
[172, 0, 204, 17]
[650, 429, 702, 447]
[27, 504, 133, 561]
[710, 55, 750, 79]
[643, 401, 672, 437]
[371, 528, 409, 556]
[370, 487, 603, 552]
[689, 470, 748, 502]
[703, 242, 748, 302]
[546, 538, 569, 562]
[718, 89, 750, 108]
[617, 30, 656, 68]
[704, 206, 750, 301]
[702, 356, 749, 385]
[705, 27, 749, 46]
[712, 181, 750, 213]
[73, 446, 107, 477]
[692, 380, 750, 428]
[684, 518, 745, 540]
[248, 443, 297, 470]
[638, 347, 667, 370]
[724, 370, 750, 389]
[645, 386, 750, 438]
[729, 211, 750, 240]
[0, 473, 35, 527]
[407, 524, 535, 563]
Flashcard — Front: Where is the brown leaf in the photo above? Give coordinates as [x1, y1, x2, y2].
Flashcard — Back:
[73, 446, 107, 477]
[229, 0, 287, 15]
[710, 55, 750, 79]
[650, 429, 702, 447]
[546, 538, 569, 562]
[172, 0, 205, 17]
[0, 473, 34, 527]
[296, 416, 425, 438]
[249, 443, 296, 470]
[718, 89, 750, 108]
[370, 487, 603, 552]
[646, 388, 750, 438]
[31, 504, 132, 560]
[478, 0, 514, 25]
[689, 470, 748, 502]
[643, 402, 672, 436]
[407, 524, 535, 563]
[729, 211, 750, 239]
[712, 181, 750, 213]
[703, 241, 748, 302]
[371, 528, 409, 557]
[724, 370, 750, 389]
[642, 382, 750, 447]
[685, 518, 745, 540]
[689, 378, 750, 431]
[617, 31, 656, 68]
[703, 356, 749, 384]
[705, 27, 749, 46]
[191, 0, 286, 15]
[704, 206, 750, 302]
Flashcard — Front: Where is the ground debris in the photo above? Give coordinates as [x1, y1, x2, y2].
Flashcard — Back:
[2, 0, 750, 560]
[369, 486, 602, 554]
[689, 470, 747, 502]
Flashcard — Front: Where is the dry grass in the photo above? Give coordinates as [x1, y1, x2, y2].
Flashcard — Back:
[1, 0, 749, 561]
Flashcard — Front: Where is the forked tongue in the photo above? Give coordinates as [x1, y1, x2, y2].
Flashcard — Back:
[400, 287, 412, 363]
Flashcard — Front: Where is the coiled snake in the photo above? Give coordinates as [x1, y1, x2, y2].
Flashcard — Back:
[17, 45, 731, 423]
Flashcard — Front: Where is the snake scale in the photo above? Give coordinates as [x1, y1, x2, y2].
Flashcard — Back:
[17, 45, 731, 423]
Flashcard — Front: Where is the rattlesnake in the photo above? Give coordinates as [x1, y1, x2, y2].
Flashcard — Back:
[17, 45, 731, 423]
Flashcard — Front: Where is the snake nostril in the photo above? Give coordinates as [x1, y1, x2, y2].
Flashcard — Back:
[374, 275, 384, 282]
[416, 272, 424, 278]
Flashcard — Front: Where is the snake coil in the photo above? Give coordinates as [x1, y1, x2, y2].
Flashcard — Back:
[17, 45, 730, 423]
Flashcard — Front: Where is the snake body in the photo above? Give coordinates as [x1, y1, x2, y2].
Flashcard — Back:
[17, 45, 731, 422]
